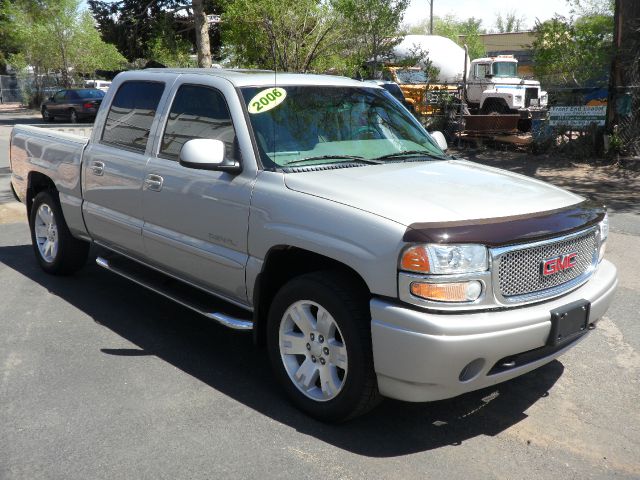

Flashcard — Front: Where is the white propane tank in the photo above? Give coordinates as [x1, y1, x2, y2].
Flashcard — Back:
[391, 35, 469, 83]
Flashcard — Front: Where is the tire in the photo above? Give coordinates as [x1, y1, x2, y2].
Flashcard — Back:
[29, 190, 89, 275]
[69, 109, 78, 123]
[42, 108, 53, 122]
[267, 271, 380, 422]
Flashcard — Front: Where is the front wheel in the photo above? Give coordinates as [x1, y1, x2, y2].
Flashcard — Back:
[29, 190, 89, 275]
[267, 271, 380, 422]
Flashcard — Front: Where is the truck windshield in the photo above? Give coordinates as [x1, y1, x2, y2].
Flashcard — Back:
[493, 62, 518, 77]
[395, 70, 428, 84]
[240, 85, 446, 169]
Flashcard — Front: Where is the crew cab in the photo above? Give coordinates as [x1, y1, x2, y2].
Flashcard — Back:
[9, 69, 617, 422]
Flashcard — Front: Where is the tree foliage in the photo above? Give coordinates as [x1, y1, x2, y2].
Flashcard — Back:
[222, 0, 409, 75]
[532, 0, 613, 86]
[335, 0, 409, 77]
[88, 0, 221, 64]
[221, 0, 343, 72]
[4, 0, 125, 92]
[408, 15, 486, 60]
[495, 11, 525, 33]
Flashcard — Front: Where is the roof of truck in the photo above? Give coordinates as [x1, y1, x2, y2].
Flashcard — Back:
[142, 68, 376, 88]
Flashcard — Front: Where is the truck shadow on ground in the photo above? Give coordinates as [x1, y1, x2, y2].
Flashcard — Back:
[0, 244, 564, 457]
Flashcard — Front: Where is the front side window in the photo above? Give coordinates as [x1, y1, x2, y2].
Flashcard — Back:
[53, 91, 65, 102]
[160, 84, 236, 160]
[240, 85, 446, 169]
[102, 81, 165, 152]
[475, 64, 490, 78]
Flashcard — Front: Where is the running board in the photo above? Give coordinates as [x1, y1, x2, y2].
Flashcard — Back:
[95, 255, 253, 331]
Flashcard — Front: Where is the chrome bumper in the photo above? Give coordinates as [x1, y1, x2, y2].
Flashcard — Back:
[370, 260, 618, 402]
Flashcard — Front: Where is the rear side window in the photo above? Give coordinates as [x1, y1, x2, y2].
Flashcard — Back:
[102, 81, 165, 153]
[160, 85, 236, 160]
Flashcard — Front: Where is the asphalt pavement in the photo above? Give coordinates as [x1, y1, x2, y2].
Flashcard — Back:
[1, 105, 639, 479]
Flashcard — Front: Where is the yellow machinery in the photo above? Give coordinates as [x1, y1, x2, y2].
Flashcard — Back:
[382, 66, 459, 116]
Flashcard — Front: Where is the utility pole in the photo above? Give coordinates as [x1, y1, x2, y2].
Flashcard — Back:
[428, 0, 434, 35]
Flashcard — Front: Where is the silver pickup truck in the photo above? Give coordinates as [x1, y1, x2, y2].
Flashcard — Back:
[9, 69, 618, 422]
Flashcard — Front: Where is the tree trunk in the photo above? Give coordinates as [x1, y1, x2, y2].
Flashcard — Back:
[193, 0, 212, 68]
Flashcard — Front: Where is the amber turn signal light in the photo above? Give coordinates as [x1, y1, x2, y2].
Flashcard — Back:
[410, 281, 482, 302]
[400, 245, 431, 273]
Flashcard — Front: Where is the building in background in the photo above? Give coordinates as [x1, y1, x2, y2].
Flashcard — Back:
[459, 32, 536, 77]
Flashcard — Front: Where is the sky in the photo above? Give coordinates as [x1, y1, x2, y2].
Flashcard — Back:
[79, 0, 573, 33]
[405, 0, 574, 32]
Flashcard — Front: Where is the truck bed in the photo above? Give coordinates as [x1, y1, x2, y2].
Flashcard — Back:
[9, 123, 92, 238]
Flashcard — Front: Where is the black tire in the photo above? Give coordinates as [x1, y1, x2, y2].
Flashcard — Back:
[41, 107, 53, 122]
[29, 190, 89, 275]
[267, 271, 380, 422]
[69, 109, 78, 123]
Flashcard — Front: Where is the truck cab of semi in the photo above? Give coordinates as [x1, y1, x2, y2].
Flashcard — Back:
[465, 55, 548, 114]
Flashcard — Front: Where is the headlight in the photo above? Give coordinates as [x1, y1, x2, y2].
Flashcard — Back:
[400, 244, 488, 274]
[598, 213, 609, 262]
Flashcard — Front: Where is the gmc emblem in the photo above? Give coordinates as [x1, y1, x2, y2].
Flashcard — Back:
[542, 252, 578, 276]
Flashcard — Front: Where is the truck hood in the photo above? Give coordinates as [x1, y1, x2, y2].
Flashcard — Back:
[283, 160, 583, 226]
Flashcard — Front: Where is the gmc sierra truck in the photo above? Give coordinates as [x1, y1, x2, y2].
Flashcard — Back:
[9, 69, 617, 422]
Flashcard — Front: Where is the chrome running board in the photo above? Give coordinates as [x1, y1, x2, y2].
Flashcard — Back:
[95, 255, 253, 331]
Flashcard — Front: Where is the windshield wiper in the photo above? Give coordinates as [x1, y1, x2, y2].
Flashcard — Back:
[373, 150, 447, 160]
[282, 155, 382, 166]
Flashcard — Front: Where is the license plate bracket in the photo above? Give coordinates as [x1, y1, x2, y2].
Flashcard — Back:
[547, 299, 590, 346]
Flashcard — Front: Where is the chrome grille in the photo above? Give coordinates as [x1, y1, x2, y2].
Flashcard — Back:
[496, 229, 597, 300]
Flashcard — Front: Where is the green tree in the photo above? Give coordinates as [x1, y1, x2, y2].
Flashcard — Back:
[408, 15, 486, 60]
[495, 11, 525, 33]
[6, 0, 126, 104]
[532, 0, 613, 86]
[222, 0, 343, 72]
[88, 0, 222, 64]
[335, 0, 410, 77]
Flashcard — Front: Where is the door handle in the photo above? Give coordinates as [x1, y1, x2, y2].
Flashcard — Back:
[91, 161, 105, 176]
[144, 174, 164, 192]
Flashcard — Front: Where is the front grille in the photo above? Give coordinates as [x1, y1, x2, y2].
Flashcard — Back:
[496, 229, 597, 300]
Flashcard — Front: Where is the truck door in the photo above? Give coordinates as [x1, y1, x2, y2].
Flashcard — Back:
[82, 79, 169, 257]
[466, 63, 490, 105]
[141, 77, 255, 304]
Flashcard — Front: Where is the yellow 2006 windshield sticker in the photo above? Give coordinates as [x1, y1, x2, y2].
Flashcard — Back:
[248, 88, 287, 114]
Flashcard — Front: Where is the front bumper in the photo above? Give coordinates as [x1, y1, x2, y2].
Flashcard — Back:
[370, 260, 618, 402]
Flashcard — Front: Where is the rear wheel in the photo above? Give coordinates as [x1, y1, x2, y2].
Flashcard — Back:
[69, 109, 78, 123]
[267, 271, 380, 422]
[29, 190, 89, 275]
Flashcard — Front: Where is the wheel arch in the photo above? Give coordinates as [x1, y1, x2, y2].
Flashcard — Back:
[252, 245, 370, 346]
[27, 171, 57, 214]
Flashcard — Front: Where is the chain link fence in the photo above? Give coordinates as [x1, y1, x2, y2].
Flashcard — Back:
[614, 17, 640, 157]
[0, 74, 64, 106]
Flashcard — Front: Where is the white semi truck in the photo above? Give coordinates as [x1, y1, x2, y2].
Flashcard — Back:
[390, 35, 548, 115]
